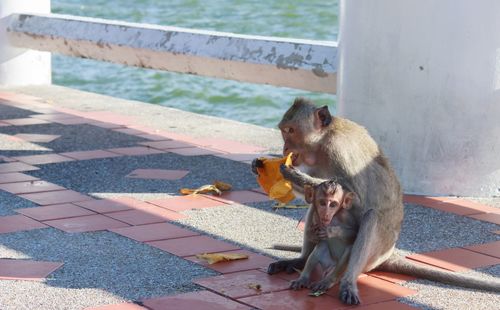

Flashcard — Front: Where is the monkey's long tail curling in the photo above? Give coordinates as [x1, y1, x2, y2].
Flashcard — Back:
[377, 254, 500, 292]
[272, 244, 302, 252]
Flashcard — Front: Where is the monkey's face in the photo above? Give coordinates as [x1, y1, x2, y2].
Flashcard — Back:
[314, 182, 352, 227]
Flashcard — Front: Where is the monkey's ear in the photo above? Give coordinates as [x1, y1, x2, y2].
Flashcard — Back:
[304, 185, 314, 204]
[314, 106, 332, 129]
[343, 192, 355, 209]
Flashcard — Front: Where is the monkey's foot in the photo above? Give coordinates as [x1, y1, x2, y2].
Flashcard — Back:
[267, 259, 305, 275]
[290, 276, 310, 290]
[309, 278, 335, 292]
[339, 280, 360, 305]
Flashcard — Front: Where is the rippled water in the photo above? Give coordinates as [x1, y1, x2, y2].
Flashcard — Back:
[52, 0, 338, 127]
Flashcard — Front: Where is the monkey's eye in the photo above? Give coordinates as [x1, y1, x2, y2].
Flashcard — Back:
[329, 201, 339, 208]
[283, 127, 294, 134]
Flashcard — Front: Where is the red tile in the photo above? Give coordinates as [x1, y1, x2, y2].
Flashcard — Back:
[125, 169, 189, 180]
[139, 134, 172, 141]
[195, 138, 266, 154]
[0, 121, 10, 127]
[407, 247, 500, 271]
[107, 146, 164, 156]
[83, 111, 135, 125]
[89, 121, 125, 129]
[2, 118, 50, 126]
[0, 215, 47, 234]
[207, 190, 270, 204]
[74, 198, 136, 213]
[84, 303, 147, 310]
[53, 117, 89, 125]
[19, 190, 94, 205]
[148, 195, 229, 212]
[14, 154, 74, 165]
[403, 195, 499, 216]
[187, 249, 276, 274]
[194, 269, 289, 299]
[463, 241, 500, 259]
[238, 289, 346, 310]
[0, 172, 39, 184]
[17, 204, 96, 221]
[0, 155, 16, 162]
[169, 147, 222, 156]
[327, 276, 417, 304]
[13, 133, 60, 143]
[44, 214, 130, 233]
[142, 290, 251, 310]
[0, 162, 39, 173]
[138, 140, 195, 150]
[104, 207, 185, 225]
[356, 301, 417, 309]
[31, 113, 76, 121]
[109, 222, 199, 242]
[468, 213, 500, 225]
[367, 271, 416, 284]
[0, 180, 65, 194]
[147, 235, 240, 257]
[61, 150, 122, 161]
[437, 198, 500, 214]
[0, 259, 63, 281]
[112, 128, 148, 136]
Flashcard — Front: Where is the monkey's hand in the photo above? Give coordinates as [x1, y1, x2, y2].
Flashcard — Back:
[317, 226, 342, 240]
[251, 158, 264, 175]
[310, 277, 336, 293]
[308, 223, 322, 243]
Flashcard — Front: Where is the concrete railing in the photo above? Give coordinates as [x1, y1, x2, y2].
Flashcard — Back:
[4, 13, 337, 93]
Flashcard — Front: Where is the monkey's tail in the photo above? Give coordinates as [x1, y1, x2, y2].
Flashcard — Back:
[376, 254, 500, 292]
[272, 244, 302, 252]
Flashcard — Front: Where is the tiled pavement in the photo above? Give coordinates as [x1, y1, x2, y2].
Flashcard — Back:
[0, 92, 499, 309]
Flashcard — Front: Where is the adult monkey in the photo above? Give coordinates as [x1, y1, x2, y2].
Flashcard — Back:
[266, 97, 401, 304]
[265, 98, 500, 304]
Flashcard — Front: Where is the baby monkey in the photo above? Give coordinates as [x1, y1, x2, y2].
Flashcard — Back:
[289, 176, 359, 293]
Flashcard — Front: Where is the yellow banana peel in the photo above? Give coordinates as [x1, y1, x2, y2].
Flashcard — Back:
[195, 252, 249, 264]
[180, 180, 232, 196]
[256, 153, 295, 203]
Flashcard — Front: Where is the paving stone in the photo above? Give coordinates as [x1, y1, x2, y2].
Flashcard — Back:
[0, 172, 39, 184]
[467, 213, 500, 225]
[104, 208, 185, 225]
[148, 195, 229, 212]
[0, 259, 63, 281]
[207, 190, 270, 204]
[109, 222, 199, 242]
[0, 162, 39, 173]
[13, 133, 61, 143]
[2, 118, 50, 126]
[194, 269, 289, 299]
[0, 215, 48, 234]
[107, 146, 164, 156]
[61, 150, 122, 161]
[147, 235, 240, 257]
[142, 290, 252, 310]
[463, 240, 500, 259]
[407, 248, 500, 271]
[84, 303, 147, 310]
[0, 180, 65, 195]
[44, 214, 130, 233]
[19, 190, 93, 206]
[14, 154, 74, 165]
[17, 204, 96, 221]
[125, 169, 189, 180]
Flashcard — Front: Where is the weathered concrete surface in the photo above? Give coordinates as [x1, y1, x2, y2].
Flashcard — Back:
[7, 13, 337, 93]
[2, 84, 283, 154]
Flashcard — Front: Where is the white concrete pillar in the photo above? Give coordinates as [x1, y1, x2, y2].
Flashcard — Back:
[338, 0, 500, 197]
[0, 0, 51, 85]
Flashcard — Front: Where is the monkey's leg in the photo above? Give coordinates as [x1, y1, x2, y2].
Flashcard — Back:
[311, 246, 351, 292]
[268, 207, 316, 274]
[290, 243, 328, 290]
[339, 209, 379, 305]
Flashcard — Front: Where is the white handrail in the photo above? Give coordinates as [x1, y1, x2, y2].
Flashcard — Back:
[7, 13, 338, 93]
